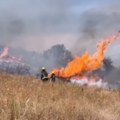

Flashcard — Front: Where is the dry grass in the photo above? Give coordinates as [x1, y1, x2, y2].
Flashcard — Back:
[0, 73, 120, 120]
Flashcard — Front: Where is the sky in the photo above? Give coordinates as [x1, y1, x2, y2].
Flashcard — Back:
[0, 0, 120, 65]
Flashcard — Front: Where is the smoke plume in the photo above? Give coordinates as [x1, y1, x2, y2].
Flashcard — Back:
[0, 0, 120, 66]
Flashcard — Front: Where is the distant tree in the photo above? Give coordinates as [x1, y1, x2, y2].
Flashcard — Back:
[42, 44, 73, 70]
[103, 57, 114, 72]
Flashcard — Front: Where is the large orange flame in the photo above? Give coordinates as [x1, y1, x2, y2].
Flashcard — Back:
[51, 31, 120, 78]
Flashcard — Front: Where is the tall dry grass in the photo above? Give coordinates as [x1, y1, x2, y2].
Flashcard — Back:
[0, 73, 120, 120]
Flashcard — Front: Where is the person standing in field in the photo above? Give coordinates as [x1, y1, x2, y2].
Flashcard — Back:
[41, 67, 49, 81]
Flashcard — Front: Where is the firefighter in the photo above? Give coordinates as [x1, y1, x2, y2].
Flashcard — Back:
[50, 72, 56, 82]
[41, 67, 49, 81]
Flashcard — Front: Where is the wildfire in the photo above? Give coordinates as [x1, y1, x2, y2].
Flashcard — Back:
[0, 47, 22, 62]
[51, 31, 120, 78]
[0, 47, 9, 58]
[0, 47, 31, 75]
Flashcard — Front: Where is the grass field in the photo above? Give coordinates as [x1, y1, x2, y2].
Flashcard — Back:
[0, 73, 120, 120]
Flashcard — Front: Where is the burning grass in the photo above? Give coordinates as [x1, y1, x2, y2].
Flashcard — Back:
[0, 73, 120, 120]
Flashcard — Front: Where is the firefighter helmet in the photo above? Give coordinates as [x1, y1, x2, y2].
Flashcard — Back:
[41, 67, 45, 70]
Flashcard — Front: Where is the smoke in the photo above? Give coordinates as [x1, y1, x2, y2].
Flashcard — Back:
[3, 44, 73, 72]
[0, 0, 120, 66]
[0, 0, 75, 50]
[41, 44, 73, 71]
[72, 1, 120, 64]
[80, 9, 120, 39]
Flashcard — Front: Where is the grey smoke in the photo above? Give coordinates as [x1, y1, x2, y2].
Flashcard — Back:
[72, 1, 120, 64]
[4, 44, 73, 72]
[0, 0, 74, 48]
[0, 0, 120, 66]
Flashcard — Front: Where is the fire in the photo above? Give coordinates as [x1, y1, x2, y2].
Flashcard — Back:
[0, 47, 9, 58]
[0, 47, 22, 62]
[52, 31, 120, 78]
[0, 47, 31, 75]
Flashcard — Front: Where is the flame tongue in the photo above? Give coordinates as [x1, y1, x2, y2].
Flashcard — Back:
[52, 32, 120, 78]
[0, 47, 21, 62]
[0, 47, 9, 58]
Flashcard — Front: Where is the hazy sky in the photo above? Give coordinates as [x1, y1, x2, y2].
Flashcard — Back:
[0, 0, 120, 65]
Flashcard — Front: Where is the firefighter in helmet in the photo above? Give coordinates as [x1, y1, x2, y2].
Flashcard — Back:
[50, 71, 56, 82]
[41, 67, 48, 81]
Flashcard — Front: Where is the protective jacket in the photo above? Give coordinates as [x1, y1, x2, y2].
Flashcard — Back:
[41, 70, 48, 81]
